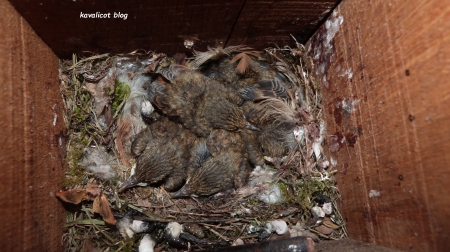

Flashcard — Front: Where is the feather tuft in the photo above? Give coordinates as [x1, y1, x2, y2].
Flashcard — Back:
[188, 45, 253, 69]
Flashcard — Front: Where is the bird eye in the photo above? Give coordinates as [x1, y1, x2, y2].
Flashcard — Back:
[260, 146, 265, 154]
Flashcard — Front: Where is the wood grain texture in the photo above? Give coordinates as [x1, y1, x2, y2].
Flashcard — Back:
[227, 0, 338, 48]
[0, 0, 66, 251]
[7, 0, 246, 58]
[7, 0, 339, 59]
[307, 0, 450, 251]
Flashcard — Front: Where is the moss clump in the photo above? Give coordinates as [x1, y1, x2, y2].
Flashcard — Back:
[70, 92, 92, 128]
[296, 178, 335, 209]
[277, 181, 289, 202]
[62, 133, 90, 188]
[113, 80, 131, 113]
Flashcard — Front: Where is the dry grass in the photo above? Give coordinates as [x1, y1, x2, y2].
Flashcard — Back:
[57, 42, 346, 251]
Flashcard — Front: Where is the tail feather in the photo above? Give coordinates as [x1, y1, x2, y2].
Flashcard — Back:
[116, 117, 133, 167]
[240, 87, 258, 101]
[158, 65, 189, 82]
[256, 79, 288, 99]
[240, 86, 276, 102]
[147, 80, 171, 111]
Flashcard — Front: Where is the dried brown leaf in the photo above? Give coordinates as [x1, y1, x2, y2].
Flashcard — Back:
[85, 181, 102, 197]
[93, 193, 116, 225]
[55, 189, 89, 204]
[315, 224, 334, 235]
[322, 219, 339, 229]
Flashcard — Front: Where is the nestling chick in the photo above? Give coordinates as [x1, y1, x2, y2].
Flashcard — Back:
[172, 130, 250, 197]
[236, 60, 294, 103]
[190, 46, 293, 101]
[148, 64, 257, 137]
[119, 117, 196, 192]
[206, 129, 251, 188]
[241, 98, 298, 166]
[201, 57, 240, 85]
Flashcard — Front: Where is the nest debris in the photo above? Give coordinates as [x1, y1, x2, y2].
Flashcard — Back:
[57, 42, 347, 252]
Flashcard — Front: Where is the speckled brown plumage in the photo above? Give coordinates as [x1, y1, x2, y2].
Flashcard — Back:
[172, 130, 251, 197]
[120, 117, 196, 192]
[240, 129, 265, 167]
[201, 58, 240, 85]
[121, 54, 300, 196]
[200, 57, 293, 101]
[148, 64, 256, 137]
[241, 99, 298, 166]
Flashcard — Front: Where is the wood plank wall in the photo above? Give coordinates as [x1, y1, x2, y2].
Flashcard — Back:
[3, 0, 450, 250]
[0, 0, 66, 251]
[7, 0, 338, 59]
[307, 0, 450, 251]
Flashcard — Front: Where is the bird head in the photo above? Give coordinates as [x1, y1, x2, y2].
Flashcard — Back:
[243, 118, 260, 131]
[220, 105, 260, 132]
[119, 175, 139, 193]
[170, 183, 194, 198]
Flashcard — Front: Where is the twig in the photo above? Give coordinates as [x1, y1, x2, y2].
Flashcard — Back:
[307, 227, 339, 240]
[202, 223, 235, 231]
[233, 224, 247, 241]
[81, 207, 115, 244]
[190, 197, 206, 211]
[65, 53, 110, 71]
[331, 199, 348, 237]
[162, 188, 184, 212]
[203, 225, 230, 242]
[167, 210, 223, 217]
[135, 203, 174, 209]
[134, 216, 240, 224]
[238, 234, 259, 239]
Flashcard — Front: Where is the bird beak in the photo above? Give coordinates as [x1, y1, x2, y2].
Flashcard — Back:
[170, 186, 191, 199]
[244, 121, 260, 131]
[119, 176, 138, 193]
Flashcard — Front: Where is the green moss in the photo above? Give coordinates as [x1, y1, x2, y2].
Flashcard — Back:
[118, 236, 138, 252]
[113, 80, 131, 113]
[71, 92, 92, 127]
[277, 181, 289, 202]
[296, 179, 334, 208]
[248, 198, 260, 205]
[61, 134, 90, 188]
[110, 177, 120, 186]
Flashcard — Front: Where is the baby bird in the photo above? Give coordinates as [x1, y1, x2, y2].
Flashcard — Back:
[119, 117, 196, 192]
[201, 57, 240, 85]
[148, 64, 257, 137]
[241, 98, 298, 166]
[171, 129, 251, 198]
[190, 46, 292, 101]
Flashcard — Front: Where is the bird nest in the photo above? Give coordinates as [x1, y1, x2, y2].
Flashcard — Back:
[58, 40, 347, 252]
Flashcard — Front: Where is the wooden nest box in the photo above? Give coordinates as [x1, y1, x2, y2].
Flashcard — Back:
[1, 0, 449, 251]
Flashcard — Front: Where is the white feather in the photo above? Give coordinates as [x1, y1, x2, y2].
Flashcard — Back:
[139, 234, 156, 252]
[266, 220, 288, 235]
[81, 146, 116, 180]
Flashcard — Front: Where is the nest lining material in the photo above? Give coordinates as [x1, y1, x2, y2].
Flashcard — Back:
[58, 42, 346, 252]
